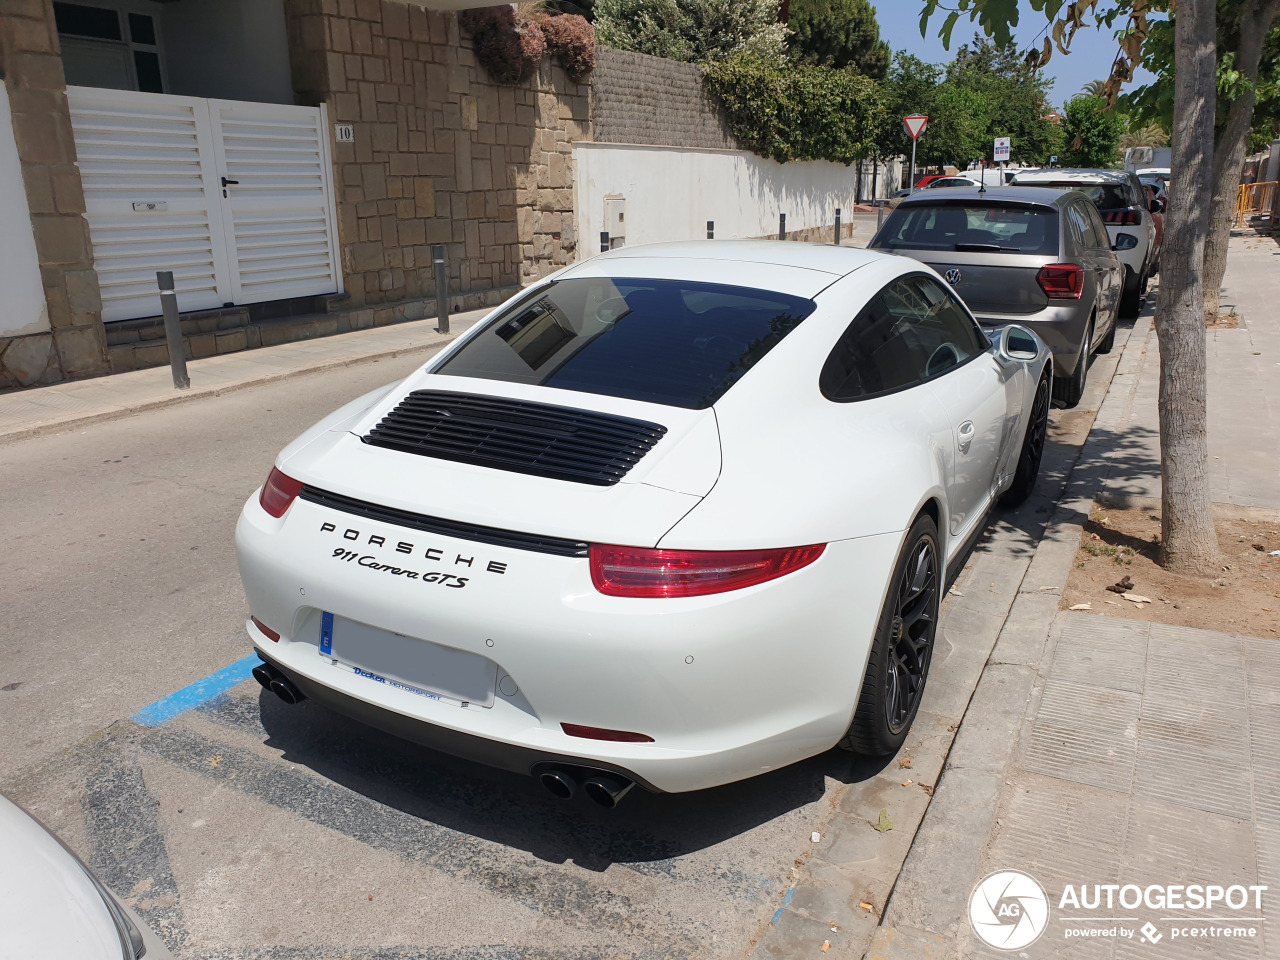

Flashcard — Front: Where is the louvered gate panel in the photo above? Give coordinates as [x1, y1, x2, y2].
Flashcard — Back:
[67, 87, 231, 322]
[209, 100, 341, 305]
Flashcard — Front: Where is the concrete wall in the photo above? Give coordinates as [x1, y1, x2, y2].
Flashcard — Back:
[574, 142, 867, 251]
[0, 87, 50, 338]
[162, 0, 294, 105]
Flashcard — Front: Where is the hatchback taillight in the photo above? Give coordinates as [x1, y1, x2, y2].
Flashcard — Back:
[1102, 209, 1142, 226]
[589, 543, 825, 598]
[1036, 263, 1084, 300]
[259, 467, 303, 518]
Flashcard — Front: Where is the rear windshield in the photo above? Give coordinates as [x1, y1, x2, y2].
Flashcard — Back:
[1023, 181, 1132, 210]
[434, 277, 816, 409]
[876, 203, 1058, 255]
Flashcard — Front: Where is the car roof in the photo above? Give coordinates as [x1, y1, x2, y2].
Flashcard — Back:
[895, 185, 1072, 207]
[558, 241, 893, 298]
[1013, 168, 1128, 184]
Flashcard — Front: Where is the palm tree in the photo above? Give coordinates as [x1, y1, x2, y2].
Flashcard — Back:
[1079, 79, 1108, 98]
[1119, 123, 1170, 150]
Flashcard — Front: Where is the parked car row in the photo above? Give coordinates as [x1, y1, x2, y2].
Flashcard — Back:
[870, 168, 1161, 407]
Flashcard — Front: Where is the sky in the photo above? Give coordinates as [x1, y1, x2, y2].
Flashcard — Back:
[874, 2, 1160, 110]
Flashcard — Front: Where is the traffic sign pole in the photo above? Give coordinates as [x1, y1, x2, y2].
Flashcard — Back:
[910, 138, 918, 195]
[902, 115, 928, 193]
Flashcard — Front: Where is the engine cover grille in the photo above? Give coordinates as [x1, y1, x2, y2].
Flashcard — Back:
[362, 390, 667, 486]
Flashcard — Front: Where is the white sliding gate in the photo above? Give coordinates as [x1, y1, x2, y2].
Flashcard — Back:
[67, 86, 342, 322]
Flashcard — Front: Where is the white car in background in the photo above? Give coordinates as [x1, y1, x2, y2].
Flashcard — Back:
[236, 242, 1051, 804]
[0, 793, 175, 960]
[1011, 168, 1159, 316]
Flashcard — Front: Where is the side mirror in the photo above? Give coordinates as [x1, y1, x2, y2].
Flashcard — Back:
[996, 324, 1040, 364]
[1151, 199, 1164, 214]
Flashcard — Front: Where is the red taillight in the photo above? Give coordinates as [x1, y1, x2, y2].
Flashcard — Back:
[589, 543, 825, 598]
[251, 616, 280, 642]
[1036, 263, 1084, 300]
[1102, 209, 1142, 225]
[259, 467, 303, 518]
[561, 723, 655, 743]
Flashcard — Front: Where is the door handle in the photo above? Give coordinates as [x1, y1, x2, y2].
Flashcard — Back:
[958, 421, 975, 454]
[221, 177, 239, 187]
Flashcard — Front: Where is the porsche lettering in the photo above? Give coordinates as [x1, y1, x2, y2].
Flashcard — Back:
[319, 522, 508, 574]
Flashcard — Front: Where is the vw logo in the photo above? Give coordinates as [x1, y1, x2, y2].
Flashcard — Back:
[945, 268, 963, 286]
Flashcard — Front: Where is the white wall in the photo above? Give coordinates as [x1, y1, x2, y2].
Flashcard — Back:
[574, 143, 897, 254]
[0, 89, 51, 338]
[162, 0, 293, 105]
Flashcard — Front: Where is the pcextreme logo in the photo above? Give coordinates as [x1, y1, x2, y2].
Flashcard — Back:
[968, 870, 1050, 950]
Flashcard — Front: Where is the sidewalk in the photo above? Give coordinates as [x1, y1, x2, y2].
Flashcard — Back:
[0, 306, 491, 444]
[868, 234, 1280, 958]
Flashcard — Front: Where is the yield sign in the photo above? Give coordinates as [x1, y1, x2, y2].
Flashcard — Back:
[903, 115, 928, 140]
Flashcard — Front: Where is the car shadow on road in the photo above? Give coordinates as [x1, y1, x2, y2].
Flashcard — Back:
[239, 689, 895, 871]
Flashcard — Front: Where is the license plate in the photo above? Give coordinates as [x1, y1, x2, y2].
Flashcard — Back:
[324, 614, 496, 708]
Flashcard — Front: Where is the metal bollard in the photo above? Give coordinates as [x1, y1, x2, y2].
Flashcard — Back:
[432, 244, 449, 334]
[600, 231, 610, 253]
[707, 220, 714, 240]
[156, 271, 190, 390]
[834, 207, 842, 246]
[778, 213, 786, 241]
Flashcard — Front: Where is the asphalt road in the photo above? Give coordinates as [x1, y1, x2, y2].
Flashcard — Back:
[0, 288, 1126, 959]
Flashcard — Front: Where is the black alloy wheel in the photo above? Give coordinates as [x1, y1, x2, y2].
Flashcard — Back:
[999, 372, 1051, 507]
[842, 514, 941, 755]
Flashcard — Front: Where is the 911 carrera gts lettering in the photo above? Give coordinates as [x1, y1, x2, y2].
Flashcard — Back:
[319, 522, 509, 574]
[330, 547, 471, 587]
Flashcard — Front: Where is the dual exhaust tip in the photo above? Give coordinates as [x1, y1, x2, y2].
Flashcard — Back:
[539, 767, 634, 808]
[251, 662, 306, 705]
[251, 661, 635, 807]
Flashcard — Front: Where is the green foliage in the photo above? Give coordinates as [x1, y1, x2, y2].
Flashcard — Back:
[593, 0, 788, 64]
[702, 55, 886, 164]
[1061, 95, 1126, 167]
[786, 0, 890, 79]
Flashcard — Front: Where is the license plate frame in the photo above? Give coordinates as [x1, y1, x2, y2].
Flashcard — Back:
[324, 614, 497, 708]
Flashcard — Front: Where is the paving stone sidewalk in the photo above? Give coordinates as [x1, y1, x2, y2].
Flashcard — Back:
[0, 307, 491, 444]
[867, 234, 1280, 959]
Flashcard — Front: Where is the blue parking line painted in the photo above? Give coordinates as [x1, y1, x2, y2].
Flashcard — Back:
[131, 655, 260, 727]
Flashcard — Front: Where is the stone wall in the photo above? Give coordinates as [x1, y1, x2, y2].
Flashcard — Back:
[283, 0, 587, 306]
[0, 0, 107, 389]
[590, 47, 736, 150]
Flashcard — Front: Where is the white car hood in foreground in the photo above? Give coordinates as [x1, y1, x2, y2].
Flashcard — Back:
[0, 795, 125, 960]
[279, 372, 722, 547]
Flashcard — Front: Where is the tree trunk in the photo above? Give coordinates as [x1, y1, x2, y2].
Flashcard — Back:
[1155, 0, 1220, 574]
[1202, 1, 1280, 319]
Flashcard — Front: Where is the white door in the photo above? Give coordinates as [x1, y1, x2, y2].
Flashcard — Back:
[67, 86, 232, 322]
[67, 87, 342, 322]
[208, 99, 342, 306]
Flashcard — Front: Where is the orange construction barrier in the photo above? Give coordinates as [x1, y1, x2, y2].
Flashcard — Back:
[1236, 181, 1277, 226]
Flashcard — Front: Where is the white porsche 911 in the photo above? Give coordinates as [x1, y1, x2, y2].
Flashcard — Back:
[236, 242, 1051, 805]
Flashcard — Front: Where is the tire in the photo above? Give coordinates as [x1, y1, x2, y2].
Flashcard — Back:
[999, 373, 1050, 507]
[1053, 316, 1091, 408]
[841, 514, 941, 756]
[1120, 267, 1142, 318]
[1096, 314, 1116, 354]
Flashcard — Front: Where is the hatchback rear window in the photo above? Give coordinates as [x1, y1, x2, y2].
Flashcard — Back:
[434, 278, 816, 409]
[1021, 181, 1131, 210]
[876, 203, 1058, 255]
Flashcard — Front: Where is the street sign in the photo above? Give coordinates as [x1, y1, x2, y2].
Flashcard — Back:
[1050, 155, 1059, 166]
[994, 137, 1010, 162]
[903, 115, 928, 140]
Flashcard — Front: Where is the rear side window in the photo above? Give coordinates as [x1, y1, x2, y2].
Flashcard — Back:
[435, 278, 816, 410]
[821, 275, 988, 401]
[876, 203, 1058, 255]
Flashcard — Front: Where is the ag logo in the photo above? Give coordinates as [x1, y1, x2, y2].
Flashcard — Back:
[968, 870, 1050, 950]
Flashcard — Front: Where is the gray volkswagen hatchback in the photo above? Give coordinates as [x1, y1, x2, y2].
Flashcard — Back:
[870, 186, 1122, 407]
